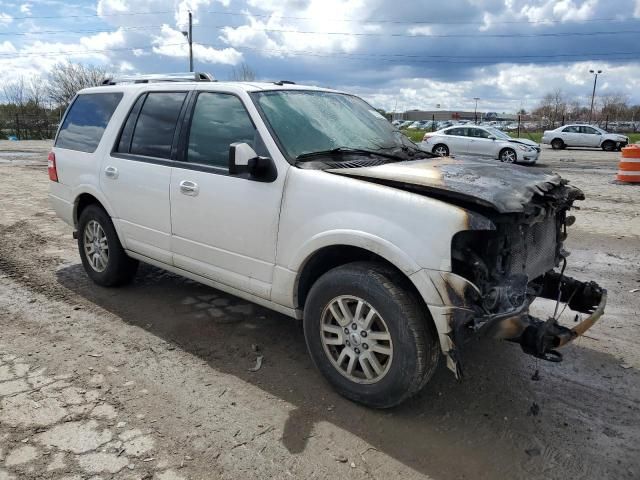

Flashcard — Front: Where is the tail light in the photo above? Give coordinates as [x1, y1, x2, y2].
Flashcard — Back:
[423, 132, 434, 142]
[48, 152, 58, 182]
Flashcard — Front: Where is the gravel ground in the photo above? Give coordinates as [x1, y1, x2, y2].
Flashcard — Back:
[0, 140, 638, 480]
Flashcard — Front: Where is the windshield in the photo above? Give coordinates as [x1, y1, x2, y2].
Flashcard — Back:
[252, 90, 418, 160]
[486, 127, 511, 140]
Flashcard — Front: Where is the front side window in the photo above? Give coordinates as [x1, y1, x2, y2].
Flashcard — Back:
[253, 90, 418, 160]
[469, 128, 491, 138]
[187, 93, 256, 169]
[581, 126, 598, 134]
[55, 93, 123, 153]
[129, 92, 187, 159]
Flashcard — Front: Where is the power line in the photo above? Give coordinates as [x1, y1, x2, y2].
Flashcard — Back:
[4, 7, 640, 26]
[0, 43, 184, 58]
[206, 26, 640, 38]
[2, 39, 639, 66]
[3, 23, 640, 39]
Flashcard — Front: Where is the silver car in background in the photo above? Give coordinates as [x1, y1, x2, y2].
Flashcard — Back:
[421, 125, 541, 165]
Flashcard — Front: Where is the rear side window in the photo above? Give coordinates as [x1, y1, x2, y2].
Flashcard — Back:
[55, 93, 123, 153]
[125, 92, 187, 159]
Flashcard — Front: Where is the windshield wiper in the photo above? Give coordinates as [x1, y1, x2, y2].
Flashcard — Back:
[296, 147, 405, 162]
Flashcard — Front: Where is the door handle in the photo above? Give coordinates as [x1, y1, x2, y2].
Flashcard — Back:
[104, 166, 119, 179]
[179, 180, 199, 196]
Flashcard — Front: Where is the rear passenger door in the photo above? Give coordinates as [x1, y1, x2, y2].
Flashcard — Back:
[101, 90, 190, 264]
[169, 91, 285, 300]
[444, 127, 470, 154]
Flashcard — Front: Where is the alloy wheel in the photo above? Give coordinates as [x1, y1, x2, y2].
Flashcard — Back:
[320, 295, 393, 384]
[83, 220, 109, 272]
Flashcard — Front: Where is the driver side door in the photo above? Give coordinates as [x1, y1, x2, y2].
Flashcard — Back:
[579, 126, 602, 147]
[169, 91, 287, 300]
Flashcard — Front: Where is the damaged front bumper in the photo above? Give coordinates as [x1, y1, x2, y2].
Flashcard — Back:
[412, 269, 607, 377]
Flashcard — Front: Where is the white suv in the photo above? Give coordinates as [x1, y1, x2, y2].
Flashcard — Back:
[49, 73, 606, 407]
[542, 124, 629, 151]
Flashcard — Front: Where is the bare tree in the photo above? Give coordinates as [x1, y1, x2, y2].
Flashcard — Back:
[47, 63, 108, 107]
[532, 89, 567, 127]
[599, 92, 629, 122]
[3, 77, 27, 107]
[230, 63, 256, 82]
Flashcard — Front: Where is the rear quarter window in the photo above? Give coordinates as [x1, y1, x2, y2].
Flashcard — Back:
[55, 92, 123, 153]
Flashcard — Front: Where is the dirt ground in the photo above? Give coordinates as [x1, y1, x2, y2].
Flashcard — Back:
[0, 140, 638, 480]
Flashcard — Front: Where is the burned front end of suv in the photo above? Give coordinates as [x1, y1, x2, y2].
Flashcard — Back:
[449, 179, 606, 374]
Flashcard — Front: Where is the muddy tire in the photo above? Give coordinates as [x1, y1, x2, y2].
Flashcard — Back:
[551, 138, 565, 150]
[602, 140, 615, 152]
[432, 144, 449, 157]
[77, 204, 138, 287]
[303, 261, 439, 408]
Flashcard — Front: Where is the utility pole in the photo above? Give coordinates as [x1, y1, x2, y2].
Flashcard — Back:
[182, 12, 193, 72]
[588, 69, 602, 124]
[473, 97, 480, 124]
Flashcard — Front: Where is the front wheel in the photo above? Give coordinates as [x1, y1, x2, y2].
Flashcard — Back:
[602, 140, 615, 152]
[78, 204, 138, 287]
[303, 262, 440, 408]
[432, 144, 449, 157]
[499, 148, 517, 163]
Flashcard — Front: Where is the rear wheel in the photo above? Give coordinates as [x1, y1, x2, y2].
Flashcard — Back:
[602, 140, 615, 152]
[499, 148, 517, 163]
[303, 262, 439, 408]
[551, 138, 565, 150]
[432, 144, 449, 157]
[78, 204, 138, 287]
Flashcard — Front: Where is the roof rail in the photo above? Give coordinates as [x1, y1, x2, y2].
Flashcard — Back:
[102, 72, 215, 85]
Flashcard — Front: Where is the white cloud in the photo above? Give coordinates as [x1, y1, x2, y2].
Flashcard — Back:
[348, 62, 640, 113]
[152, 24, 242, 65]
[635, 0, 640, 16]
[0, 12, 13, 25]
[0, 40, 16, 54]
[221, 0, 376, 56]
[19, 4, 31, 15]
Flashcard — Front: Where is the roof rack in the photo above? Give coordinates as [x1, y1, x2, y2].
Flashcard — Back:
[102, 72, 215, 85]
[273, 80, 296, 86]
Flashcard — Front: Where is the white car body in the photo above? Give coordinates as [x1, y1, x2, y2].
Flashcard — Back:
[542, 124, 629, 151]
[48, 76, 605, 404]
[421, 125, 540, 164]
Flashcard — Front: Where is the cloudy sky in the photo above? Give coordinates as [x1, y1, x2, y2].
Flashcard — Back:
[1, 0, 640, 112]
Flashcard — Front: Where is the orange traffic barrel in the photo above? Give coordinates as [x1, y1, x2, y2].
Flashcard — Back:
[617, 145, 640, 183]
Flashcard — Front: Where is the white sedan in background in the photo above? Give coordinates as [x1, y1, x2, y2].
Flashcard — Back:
[421, 125, 540, 164]
[542, 124, 629, 151]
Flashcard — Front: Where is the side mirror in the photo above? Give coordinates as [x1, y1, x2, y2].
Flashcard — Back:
[488, 135, 496, 140]
[229, 142, 274, 180]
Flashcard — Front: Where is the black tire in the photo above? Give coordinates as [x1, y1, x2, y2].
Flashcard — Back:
[602, 140, 615, 152]
[551, 138, 564, 150]
[432, 144, 449, 157]
[303, 261, 440, 408]
[77, 204, 138, 287]
[499, 148, 517, 163]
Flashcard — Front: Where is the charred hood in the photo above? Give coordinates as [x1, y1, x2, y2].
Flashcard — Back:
[327, 157, 584, 213]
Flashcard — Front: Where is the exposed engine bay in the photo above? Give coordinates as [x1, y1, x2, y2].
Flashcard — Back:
[450, 181, 606, 369]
